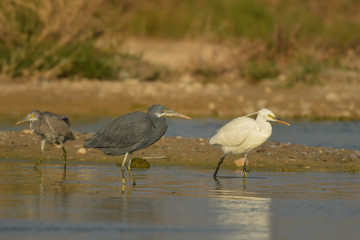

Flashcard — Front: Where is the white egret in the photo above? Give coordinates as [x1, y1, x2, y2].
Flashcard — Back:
[209, 108, 290, 178]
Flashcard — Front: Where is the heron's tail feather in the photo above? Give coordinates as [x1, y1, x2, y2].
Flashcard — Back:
[83, 136, 102, 148]
[69, 130, 75, 140]
[102, 148, 127, 156]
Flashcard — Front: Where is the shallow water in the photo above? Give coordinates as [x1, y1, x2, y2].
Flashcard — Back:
[3, 118, 360, 150]
[1, 159, 359, 240]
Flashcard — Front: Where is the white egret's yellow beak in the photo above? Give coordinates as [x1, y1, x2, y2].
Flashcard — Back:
[274, 116, 291, 126]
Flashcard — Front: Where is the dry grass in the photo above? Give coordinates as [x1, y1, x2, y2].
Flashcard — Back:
[0, 0, 118, 79]
[0, 0, 360, 83]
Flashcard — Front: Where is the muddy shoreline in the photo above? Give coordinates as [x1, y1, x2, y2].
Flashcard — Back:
[1, 131, 359, 173]
[1, 78, 359, 173]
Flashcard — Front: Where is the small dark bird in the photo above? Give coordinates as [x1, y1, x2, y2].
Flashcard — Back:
[83, 105, 191, 185]
[15, 110, 75, 169]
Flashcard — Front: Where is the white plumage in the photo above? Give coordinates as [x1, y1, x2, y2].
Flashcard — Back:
[210, 108, 290, 178]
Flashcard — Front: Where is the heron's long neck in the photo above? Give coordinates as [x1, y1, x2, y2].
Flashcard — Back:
[30, 120, 40, 132]
[151, 115, 167, 128]
[150, 116, 168, 140]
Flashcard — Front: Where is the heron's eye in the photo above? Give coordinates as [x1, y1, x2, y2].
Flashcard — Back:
[163, 109, 167, 113]
[268, 114, 274, 119]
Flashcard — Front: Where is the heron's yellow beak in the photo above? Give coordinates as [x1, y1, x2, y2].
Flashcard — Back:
[14, 119, 26, 126]
[163, 110, 191, 119]
[274, 117, 291, 126]
[14, 115, 30, 126]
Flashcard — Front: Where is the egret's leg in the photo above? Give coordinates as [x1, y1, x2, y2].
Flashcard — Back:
[213, 153, 228, 178]
[34, 139, 46, 169]
[126, 153, 136, 186]
[243, 153, 249, 178]
[61, 143, 67, 169]
[62, 166, 67, 182]
[120, 153, 129, 185]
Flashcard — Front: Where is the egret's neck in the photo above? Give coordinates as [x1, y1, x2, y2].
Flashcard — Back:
[256, 118, 272, 137]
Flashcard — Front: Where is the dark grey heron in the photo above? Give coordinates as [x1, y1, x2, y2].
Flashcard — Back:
[83, 104, 191, 185]
[210, 108, 290, 179]
[15, 110, 75, 169]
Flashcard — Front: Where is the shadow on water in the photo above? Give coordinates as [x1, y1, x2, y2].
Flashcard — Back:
[0, 159, 360, 240]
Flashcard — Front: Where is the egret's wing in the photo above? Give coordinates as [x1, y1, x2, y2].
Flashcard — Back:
[84, 112, 152, 149]
[43, 113, 74, 140]
[210, 117, 257, 147]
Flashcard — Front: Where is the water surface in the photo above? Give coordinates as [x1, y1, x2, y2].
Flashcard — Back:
[0, 159, 359, 240]
[3, 118, 360, 150]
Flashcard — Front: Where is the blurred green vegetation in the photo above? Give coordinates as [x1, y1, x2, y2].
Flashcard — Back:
[0, 0, 118, 79]
[0, 0, 360, 83]
[245, 60, 280, 83]
[124, 0, 360, 47]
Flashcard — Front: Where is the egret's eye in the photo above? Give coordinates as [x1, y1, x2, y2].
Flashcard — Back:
[268, 114, 274, 119]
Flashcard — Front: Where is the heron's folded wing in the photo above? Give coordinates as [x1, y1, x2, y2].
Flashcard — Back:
[86, 112, 152, 149]
[210, 117, 255, 147]
[44, 114, 74, 139]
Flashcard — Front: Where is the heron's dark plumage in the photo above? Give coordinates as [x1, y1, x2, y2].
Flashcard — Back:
[84, 105, 168, 156]
[83, 104, 190, 185]
[31, 111, 75, 144]
[22, 110, 74, 144]
[15, 110, 75, 169]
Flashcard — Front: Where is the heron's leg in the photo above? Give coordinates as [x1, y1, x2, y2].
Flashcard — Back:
[126, 153, 136, 186]
[243, 153, 249, 178]
[213, 153, 228, 178]
[120, 153, 129, 185]
[34, 139, 46, 169]
[61, 143, 67, 169]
